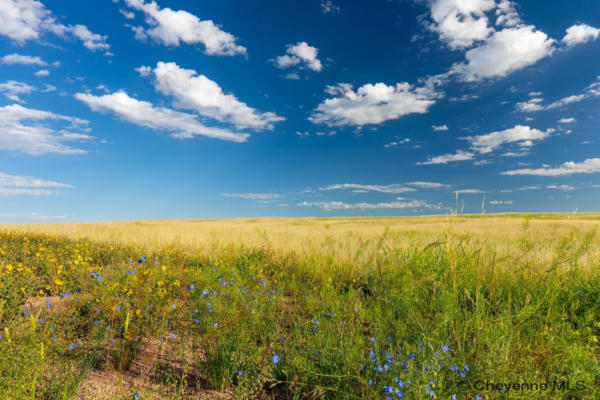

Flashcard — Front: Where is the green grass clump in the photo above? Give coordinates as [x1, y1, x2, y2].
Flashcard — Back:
[0, 227, 599, 399]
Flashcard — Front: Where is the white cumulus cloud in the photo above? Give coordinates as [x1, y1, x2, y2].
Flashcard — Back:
[463, 125, 551, 154]
[273, 41, 323, 72]
[1, 53, 47, 65]
[562, 23, 600, 47]
[429, 0, 495, 49]
[75, 90, 249, 142]
[123, 0, 246, 56]
[309, 82, 437, 127]
[144, 62, 283, 130]
[451, 26, 555, 81]
[0, 0, 109, 51]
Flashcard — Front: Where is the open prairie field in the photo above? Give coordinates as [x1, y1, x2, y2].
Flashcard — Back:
[1, 214, 599, 399]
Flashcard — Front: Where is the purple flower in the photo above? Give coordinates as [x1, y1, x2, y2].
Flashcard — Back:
[272, 353, 279, 364]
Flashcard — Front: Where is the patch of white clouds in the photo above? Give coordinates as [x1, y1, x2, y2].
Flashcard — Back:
[501, 158, 600, 176]
[1, 53, 46, 65]
[139, 62, 284, 130]
[122, 0, 246, 56]
[0, 80, 35, 102]
[0, 172, 72, 196]
[384, 138, 411, 148]
[319, 183, 417, 194]
[463, 125, 552, 154]
[418, 150, 474, 165]
[75, 90, 249, 142]
[562, 23, 600, 47]
[489, 200, 512, 205]
[0, 103, 91, 155]
[273, 42, 323, 72]
[309, 82, 438, 127]
[299, 199, 438, 210]
[0, 0, 110, 52]
[558, 117, 575, 124]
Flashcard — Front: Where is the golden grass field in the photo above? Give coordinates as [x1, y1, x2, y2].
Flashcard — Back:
[3, 213, 599, 267]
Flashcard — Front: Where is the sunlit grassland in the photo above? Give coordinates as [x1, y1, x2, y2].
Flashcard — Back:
[0, 214, 599, 399]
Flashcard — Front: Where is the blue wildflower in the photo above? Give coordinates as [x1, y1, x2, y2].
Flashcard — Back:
[272, 353, 279, 364]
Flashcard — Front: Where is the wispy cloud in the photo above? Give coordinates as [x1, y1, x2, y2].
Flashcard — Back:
[0, 104, 91, 155]
[319, 183, 416, 194]
[418, 150, 474, 165]
[501, 158, 600, 176]
[221, 193, 282, 201]
[299, 199, 439, 210]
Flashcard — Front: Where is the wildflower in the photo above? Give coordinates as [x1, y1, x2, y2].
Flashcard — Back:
[133, 393, 140, 400]
[214, 322, 219, 329]
[476, 395, 482, 400]
[236, 370, 244, 376]
[172, 303, 176, 309]
[441, 345, 450, 353]
[171, 333, 176, 339]
[272, 353, 279, 364]
[368, 378, 373, 385]
[187, 284, 195, 291]
[116, 305, 121, 312]
[281, 337, 286, 342]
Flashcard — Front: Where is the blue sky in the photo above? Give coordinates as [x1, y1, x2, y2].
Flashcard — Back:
[0, 0, 599, 221]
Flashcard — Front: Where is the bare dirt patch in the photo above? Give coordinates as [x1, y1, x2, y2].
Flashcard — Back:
[75, 337, 231, 400]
